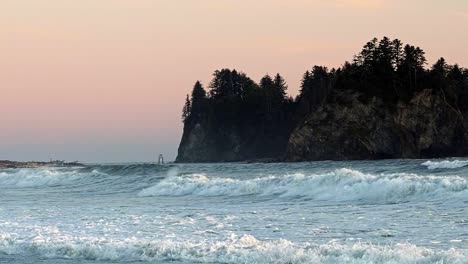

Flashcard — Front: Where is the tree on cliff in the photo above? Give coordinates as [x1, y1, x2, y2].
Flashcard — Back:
[297, 66, 331, 115]
[190, 81, 207, 120]
[182, 94, 191, 123]
[430, 59, 468, 108]
[208, 69, 259, 123]
[395, 44, 426, 99]
[260, 74, 275, 118]
[209, 69, 256, 100]
[273, 74, 288, 98]
[182, 81, 208, 124]
[347, 37, 427, 102]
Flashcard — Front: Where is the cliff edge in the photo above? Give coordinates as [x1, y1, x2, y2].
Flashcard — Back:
[286, 89, 468, 161]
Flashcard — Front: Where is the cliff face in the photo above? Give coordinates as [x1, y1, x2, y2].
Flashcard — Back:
[176, 122, 218, 163]
[286, 89, 468, 161]
[176, 118, 292, 162]
[176, 89, 468, 163]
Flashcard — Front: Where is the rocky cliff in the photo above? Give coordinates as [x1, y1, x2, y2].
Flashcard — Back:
[286, 89, 468, 161]
[177, 89, 468, 163]
[176, 118, 292, 162]
[176, 38, 468, 163]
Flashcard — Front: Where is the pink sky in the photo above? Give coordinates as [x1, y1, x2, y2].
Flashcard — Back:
[1, 0, 467, 162]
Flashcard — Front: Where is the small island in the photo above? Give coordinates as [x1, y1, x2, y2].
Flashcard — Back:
[177, 37, 468, 162]
[0, 160, 84, 169]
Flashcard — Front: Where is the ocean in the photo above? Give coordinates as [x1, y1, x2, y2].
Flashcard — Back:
[1, 160, 467, 263]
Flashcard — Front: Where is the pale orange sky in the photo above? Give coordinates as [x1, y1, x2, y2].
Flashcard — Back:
[1, 0, 467, 162]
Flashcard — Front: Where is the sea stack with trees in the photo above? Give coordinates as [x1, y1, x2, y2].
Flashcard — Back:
[176, 37, 468, 162]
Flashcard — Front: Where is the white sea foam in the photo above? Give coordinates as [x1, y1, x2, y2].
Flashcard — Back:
[0, 232, 466, 263]
[421, 160, 468, 170]
[138, 168, 468, 202]
[0, 168, 85, 188]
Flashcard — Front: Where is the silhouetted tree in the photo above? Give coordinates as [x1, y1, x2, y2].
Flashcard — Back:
[430, 57, 449, 93]
[182, 94, 191, 123]
[392, 39, 404, 69]
[190, 81, 207, 119]
[273, 73, 288, 100]
[260, 74, 275, 118]
[209, 69, 256, 100]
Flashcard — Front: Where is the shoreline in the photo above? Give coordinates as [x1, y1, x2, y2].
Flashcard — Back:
[0, 160, 84, 169]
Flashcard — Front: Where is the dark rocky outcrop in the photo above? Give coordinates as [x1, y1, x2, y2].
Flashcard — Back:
[176, 37, 468, 163]
[177, 89, 468, 163]
[286, 89, 468, 161]
[176, 116, 293, 162]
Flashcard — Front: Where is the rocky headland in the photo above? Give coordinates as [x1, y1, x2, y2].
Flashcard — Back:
[286, 89, 468, 161]
[176, 37, 468, 162]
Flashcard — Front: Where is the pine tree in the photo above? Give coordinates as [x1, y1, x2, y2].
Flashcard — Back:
[273, 73, 288, 99]
[209, 69, 255, 100]
[181, 94, 191, 123]
[431, 57, 450, 93]
[260, 75, 274, 117]
[299, 71, 312, 96]
[392, 39, 404, 69]
[190, 81, 207, 121]
[377, 36, 394, 68]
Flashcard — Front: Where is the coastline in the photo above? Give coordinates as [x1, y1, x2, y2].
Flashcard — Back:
[0, 160, 84, 169]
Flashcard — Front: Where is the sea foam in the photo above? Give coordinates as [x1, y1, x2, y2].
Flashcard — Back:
[0, 232, 466, 263]
[421, 160, 468, 170]
[0, 168, 86, 188]
[138, 168, 468, 202]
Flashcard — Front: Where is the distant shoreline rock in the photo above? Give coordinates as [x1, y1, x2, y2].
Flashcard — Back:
[0, 160, 84, 169]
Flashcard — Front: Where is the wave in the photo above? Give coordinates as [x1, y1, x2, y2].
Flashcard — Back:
[421, 160, 468, 170]
[0, 233, 466, 263]
[138, 168, 468, 202]
[82, 163, 171, 176]
[0, 164, 171, 188]
[0, 168, 88, 188]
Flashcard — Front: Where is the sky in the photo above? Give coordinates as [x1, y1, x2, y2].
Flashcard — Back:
[1, 0, 468, 163]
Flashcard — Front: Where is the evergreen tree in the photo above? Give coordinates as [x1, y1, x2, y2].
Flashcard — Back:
[392, 39, 404, 69]
[209, 69, 256, 101]
[430, 57, 449, 92]
[181, 94, 191, 123]
[356, 37, 379, 68]
[432, 57, 449, 76]
[260, 74, 274, 90]
[298, 67, 330, 113]
[190, 81, 207, 119]
[260, 74, 275, 118]
[209, 69, 232, 99]
[299, 71, 312, 96]
[377, 36, 394, 68]
[273, 73, 288, 99]
[395, 44, 427, 98]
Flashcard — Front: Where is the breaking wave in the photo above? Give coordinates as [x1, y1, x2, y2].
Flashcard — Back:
[138, 168, 468, 202]
[421, 160, 468, 170]
[0, 233, 466, 263]
[0, 168, 87, 188]
[0, 164, 171, 189]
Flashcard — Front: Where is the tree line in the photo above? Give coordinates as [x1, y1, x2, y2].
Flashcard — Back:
[182, 37, 468, 126]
